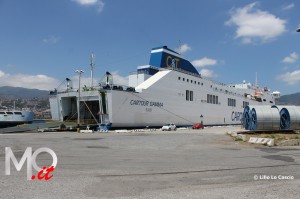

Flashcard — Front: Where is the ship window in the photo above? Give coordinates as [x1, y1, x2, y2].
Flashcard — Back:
[201, 83, 203, 86]
[183, 78, 185, 81]
[187, 79, 189, 82]
[270, 101, 273, 104]
[186, 90, 190, 101]
[263, 99, 266, 102]
[207, 94, 218, 104]
[14, 112, 22, 115]
[0, 112, 5, 114]
[194, 81, 196, 84]
[228, 98, 236, 107]
[198, 82, 200, 85]
[191, 81, 193, 84]
[186, 90, 193, 101]
[7, 112, 13, 114]
[178, 77, 181, 80]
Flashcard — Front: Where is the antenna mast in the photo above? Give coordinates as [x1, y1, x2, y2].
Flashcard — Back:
[90, 52, 95, 88]
[255, 72, 258, 88]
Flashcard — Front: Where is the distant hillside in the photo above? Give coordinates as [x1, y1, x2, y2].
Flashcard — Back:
[0, 86, 49, 99]
[276, 92, 300, 105]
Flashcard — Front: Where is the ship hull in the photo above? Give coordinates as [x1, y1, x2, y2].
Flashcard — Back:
[49, 46, 279, 129]
[0, 111, 34, 128]
[50, 70, 276, 128]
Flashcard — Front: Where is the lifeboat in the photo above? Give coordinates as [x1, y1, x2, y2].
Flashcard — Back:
[255, 91, 263, 96]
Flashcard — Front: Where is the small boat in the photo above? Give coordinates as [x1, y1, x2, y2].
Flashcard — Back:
[0, 110, 34, 128]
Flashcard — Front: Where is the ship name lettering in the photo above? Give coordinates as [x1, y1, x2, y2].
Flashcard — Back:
[150, 102, 163, 107]
[130, 100, 163, 107]
[231, 111, 243, 121]
[130, 100, 149, 106]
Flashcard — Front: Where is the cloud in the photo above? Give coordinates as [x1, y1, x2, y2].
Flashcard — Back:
[192, 57, 218, 67]
[0, 70, 5, 77]
[282, 52, 298, 63]
[110, 71, 129, 85]
[0, 70, 60, 90]
[73, 0, 104, 12]
[175, 44, 191, 54]
[0, 69, 127, 91]
[43, 35, 60, 44]
[199, 69, 218, 78]
[277, 70, 300, 85]
[282, 3, 295, 10]
[226, 2, 286, 43]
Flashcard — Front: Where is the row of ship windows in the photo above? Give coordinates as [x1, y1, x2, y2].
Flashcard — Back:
[228, 98, 236, 107]
[179, 77, 204, 86]
[187, 92, 252, 108]
[0, 112, 23, 115]
[207, 95, 237, 107]
[178, 76, 242, 98]
[207, 94, 218, 104]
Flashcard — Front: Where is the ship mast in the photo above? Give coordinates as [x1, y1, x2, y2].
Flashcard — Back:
[255, 72, 258, 88]
[90, 52, 95, 88]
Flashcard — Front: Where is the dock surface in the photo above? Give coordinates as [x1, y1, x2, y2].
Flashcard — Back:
[0, 126, 299, 198]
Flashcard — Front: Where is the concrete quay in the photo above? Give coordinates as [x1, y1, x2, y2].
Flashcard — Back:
[0, 126, 299, 199]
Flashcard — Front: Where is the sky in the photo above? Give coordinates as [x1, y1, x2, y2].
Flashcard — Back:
[0, 0, 300, 95]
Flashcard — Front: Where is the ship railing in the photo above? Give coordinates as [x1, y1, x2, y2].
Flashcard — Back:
[164, 67, 201, 78]
[98, 83, 136, 92]
[165, 66, 229, 87]
[53, 85, 103, 95]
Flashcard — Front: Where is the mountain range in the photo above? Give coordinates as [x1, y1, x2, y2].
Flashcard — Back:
[0, 86, 49, 99]
[276, 92, 300, 105]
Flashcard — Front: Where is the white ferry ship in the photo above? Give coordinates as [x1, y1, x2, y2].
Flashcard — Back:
[49, 46, 280, 129]
[0, 110, 34, 128]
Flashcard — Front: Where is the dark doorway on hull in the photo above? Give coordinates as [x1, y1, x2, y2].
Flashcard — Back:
[81, 100, 100, 124]
[100, 92, 107, 115]
[63, 99, 100, 125]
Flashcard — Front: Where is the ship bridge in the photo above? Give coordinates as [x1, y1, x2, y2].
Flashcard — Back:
[129, 46, 200, 87]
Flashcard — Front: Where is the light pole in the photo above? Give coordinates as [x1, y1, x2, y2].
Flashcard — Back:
[75, 69, 84, 130]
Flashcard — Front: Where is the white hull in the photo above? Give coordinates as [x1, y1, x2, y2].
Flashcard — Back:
[0, 111, 34, 128]
[105, 70, 275, 127]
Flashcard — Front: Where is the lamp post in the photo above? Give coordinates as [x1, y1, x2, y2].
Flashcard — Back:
[75, 69, 84, 131]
